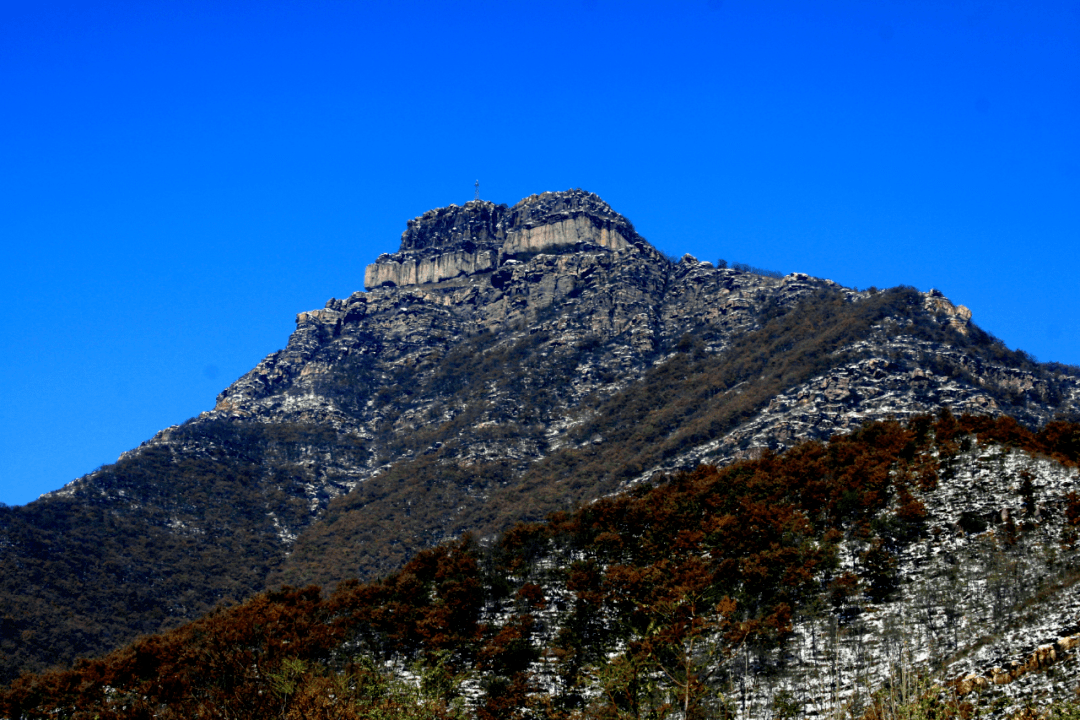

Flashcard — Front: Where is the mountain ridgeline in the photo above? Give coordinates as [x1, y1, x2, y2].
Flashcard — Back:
[2, 190, 1079, 690]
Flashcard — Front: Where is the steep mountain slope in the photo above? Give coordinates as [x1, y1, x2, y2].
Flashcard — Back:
[2, 190, 1078, 684]
[4, 414, 1079, 719]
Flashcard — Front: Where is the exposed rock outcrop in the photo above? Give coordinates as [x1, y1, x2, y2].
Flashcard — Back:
[363, 190, 653, 290]
[925, 287, 974, 335]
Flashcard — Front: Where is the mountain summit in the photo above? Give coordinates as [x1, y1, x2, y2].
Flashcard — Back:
[2, 190, 1078, 683]
[365, 190, 654, 289]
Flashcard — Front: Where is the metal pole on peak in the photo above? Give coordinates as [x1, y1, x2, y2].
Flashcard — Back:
[474, 180, 480, 202]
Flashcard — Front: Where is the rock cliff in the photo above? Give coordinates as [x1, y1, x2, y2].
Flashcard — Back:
[363, 191, 649, 290]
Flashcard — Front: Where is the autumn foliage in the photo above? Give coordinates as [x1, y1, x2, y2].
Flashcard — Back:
[3, 412, 1078, 719]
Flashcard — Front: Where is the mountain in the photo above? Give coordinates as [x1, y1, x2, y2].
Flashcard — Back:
[2, 189, 1078, 685]
[4, 413, 1080, 719]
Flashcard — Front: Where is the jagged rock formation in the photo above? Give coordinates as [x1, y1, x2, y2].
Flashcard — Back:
[362, 192, 645, 289]
[2, 189, 1079, 685]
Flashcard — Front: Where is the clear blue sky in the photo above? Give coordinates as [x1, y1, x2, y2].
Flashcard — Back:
[1, 0, 1078, 506]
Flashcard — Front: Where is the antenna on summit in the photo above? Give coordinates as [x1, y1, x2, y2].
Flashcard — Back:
[474, 180, 480, 202]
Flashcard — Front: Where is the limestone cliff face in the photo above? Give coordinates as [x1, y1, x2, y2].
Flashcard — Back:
[503, 214, 631, 255]
[363, 190, 650, 290]
[363, 247, 499, 288]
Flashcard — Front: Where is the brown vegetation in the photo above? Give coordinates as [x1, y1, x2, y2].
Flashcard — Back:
[6, 413, 1076, 718]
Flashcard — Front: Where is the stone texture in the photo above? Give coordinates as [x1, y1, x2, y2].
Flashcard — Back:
[363, 190, 651, 290]
[502, 215, 630, 256]
[925, 287, 974, 335]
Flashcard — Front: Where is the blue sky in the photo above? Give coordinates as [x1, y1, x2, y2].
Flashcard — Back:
[1, 0, 1078, 506]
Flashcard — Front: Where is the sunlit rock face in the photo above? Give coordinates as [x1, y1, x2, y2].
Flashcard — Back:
[363, 247, 499, 288]
[925, 287, 973, 335]
[363, 190, 647, 289]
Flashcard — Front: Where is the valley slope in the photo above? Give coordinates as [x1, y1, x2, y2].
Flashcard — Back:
[4, 414, 1080, 719]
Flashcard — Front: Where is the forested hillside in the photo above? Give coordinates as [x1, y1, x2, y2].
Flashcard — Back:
[3, 190, 1079, 686]
[0, 422, 367, 680]
[4, 413, 1080, 719]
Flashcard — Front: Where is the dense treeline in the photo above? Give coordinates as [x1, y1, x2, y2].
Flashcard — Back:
[5, 412, 1079, 719]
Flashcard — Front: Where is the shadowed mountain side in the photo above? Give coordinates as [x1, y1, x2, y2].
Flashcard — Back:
[0, 422, 371, 681]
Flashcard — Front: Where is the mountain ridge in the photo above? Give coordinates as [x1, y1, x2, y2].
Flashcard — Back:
[3, 189, 1078, 685]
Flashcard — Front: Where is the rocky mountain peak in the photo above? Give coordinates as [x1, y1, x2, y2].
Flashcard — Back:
[925, 287, 974, 335]
[503, 188, 638, 235]
[365, 189, 654, 289]
[398, 199, 508, 253]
